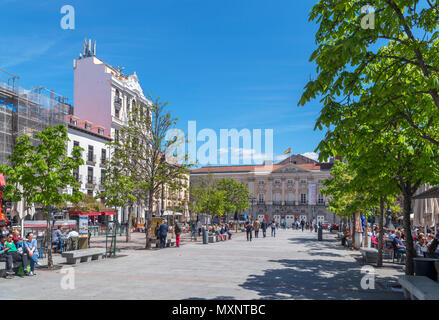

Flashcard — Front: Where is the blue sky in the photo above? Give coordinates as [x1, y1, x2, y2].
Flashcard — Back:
[0, 0, 325, 165]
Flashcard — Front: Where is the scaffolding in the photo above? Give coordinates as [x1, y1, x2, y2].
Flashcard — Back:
[0, 68, 72, 164]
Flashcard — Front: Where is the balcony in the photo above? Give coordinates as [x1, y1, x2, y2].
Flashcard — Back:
[86, 154, 96, 165]
[272, 201, 283, 206]
[86, 177, 96, 189]
[114, 97, 122, 108]
[100, 159, 108, 168]
[257, 201, 265, 205]
[316, 202, 326, 206]
[285, 201, 296, 206]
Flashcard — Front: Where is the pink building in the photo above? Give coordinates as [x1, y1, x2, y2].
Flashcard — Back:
[73, 39, 150, 139]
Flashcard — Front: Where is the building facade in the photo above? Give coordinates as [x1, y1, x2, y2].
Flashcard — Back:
[191, 154, 339, 226]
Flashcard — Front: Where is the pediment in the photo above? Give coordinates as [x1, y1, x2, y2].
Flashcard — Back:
[272, 163, 310, 173]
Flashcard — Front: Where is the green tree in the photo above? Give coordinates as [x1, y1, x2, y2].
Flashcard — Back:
[0, 125, 84, 268]
[116, 96, 190, 249]
[299, 0, 439, 146]
[216, 177, 251, 218]
[97, 135, 138, 243]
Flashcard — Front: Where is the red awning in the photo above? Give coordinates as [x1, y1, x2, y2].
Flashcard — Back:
[69, 211, 115, 216]
[0, 174, 5, 187]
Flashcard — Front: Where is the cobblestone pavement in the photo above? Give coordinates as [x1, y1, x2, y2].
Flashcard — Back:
[0, 229, 405, 300]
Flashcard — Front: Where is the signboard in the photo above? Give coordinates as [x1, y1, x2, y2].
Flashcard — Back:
[308, 184, 317, 205]
[78, 215, 89, 238]
[151, 217, 163, 235]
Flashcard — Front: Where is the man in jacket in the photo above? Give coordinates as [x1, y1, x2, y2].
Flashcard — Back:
[261, 220, 267, 238]
[159, 220, 169, 249]
[253, 219, 261, 238]
[245, 221, 253, 242]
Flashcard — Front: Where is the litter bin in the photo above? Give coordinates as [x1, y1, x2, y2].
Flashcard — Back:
[318, 226, 323, 241]
[203, 228, 209, 244]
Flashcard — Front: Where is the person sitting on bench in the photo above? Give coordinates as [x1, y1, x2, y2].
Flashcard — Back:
[3, 233, 30, 276]
[52, 226, 66, 252]
[0, 235, 14, 279]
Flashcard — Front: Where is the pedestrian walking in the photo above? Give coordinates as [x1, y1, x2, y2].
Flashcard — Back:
[190, 221, 197, 241]
[271, 220, 276, 237]
[310, 221, 313, 232]
[253, 219, 260, 238]
[159, 220, 169, 249]
[174, 222, 182, 247]
[300, 219, 305, 232]
[197, 220, 202, 237]
[261, 220, 267, 238]
[245, 220, 253, 241]
[295, 220, 299, 230]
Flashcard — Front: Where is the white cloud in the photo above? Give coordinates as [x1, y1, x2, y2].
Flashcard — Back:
[301, 152, 319, 162]
[275, 154, 288, 161]
[0, 36, 56, 69]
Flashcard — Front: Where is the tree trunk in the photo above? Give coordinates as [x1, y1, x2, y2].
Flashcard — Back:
[46, 208, 53, 269]
[145, 190, 154, 249]
[352, 214, 356, 248]
[402, 186, 415, 275]
[377, 196, 385, 267]
[126, 205, 132, 243]
[363, 211, 368, 248]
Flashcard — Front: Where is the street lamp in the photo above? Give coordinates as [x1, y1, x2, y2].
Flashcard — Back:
[248, 197, 256, 222]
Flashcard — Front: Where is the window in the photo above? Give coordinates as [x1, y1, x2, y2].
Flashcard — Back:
[115, 108, 120, 118]
[114, 130, 120, 142]
[318, 194, 324, 204]
[101, 169, 106, 184]
[87, 167, 93, 184]
[318, 179, 323, 183]
[101, 149, 106, 162]
[258, 181, 265, 185]
[287, 180, 293, 184]
[258, 194, 264, 204]
[70, 118, 77, 125]
[301, 194, 307, 204]
[274, 180, 281, 185]
[73, 141, 79, 148]
[87, 190, 93, 196]
[98, 128, 104, 135]
[88, 146, 94, 162]
[85, 123, 91, 130]
[73, 170, 79, 182]
[300, 180, 306, 184]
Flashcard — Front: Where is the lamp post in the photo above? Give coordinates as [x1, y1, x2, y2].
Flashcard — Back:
[248, 197, 256, 222]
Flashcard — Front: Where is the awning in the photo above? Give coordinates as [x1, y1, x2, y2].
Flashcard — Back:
[413, 186, 439, 199]
[163, 210, 182, 216]
[69, 211, 115, 216]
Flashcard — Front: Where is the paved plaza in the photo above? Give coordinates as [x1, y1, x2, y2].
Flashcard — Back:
[0, 229, 405, 299]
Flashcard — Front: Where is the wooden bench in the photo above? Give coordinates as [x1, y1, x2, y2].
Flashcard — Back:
[398, 275, 439, 300]
[61, 248, 106, 264]
[360, 248, 378, 264]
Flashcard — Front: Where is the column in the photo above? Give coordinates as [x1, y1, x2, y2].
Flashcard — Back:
[281, 178, 285, 205]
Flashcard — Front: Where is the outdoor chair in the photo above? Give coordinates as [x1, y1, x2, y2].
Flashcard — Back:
[392, 241, 406, 264]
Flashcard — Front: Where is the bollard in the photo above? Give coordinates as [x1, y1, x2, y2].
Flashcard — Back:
[203, 229, 209, 244]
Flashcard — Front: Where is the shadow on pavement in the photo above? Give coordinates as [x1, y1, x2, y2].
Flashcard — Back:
[239, 259, 404, 300]
[184, 296, 236, 300]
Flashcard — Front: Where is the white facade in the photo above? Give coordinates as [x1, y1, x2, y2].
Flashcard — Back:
[66, 123, 111, 199]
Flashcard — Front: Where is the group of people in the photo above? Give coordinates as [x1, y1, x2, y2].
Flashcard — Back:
[244, 219, 280, 241]
[0, 226, 39, 279]
[343, 223, 439, 259]
[154, 220, 183, 249]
